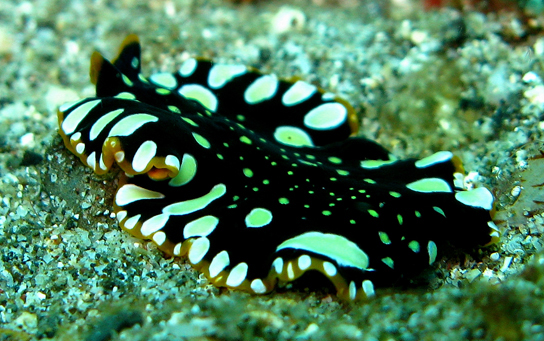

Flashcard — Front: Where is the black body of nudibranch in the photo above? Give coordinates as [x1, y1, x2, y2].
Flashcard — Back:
[57, 35, 499, 300]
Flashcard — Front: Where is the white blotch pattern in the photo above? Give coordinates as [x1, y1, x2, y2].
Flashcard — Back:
[244, 74, 279, 104]
[303, 103, 347, 130]
[226, 262, 248, 287]
[454, 187, 494, 211]
[178, 84, 218, 112]
[115, 184, 165, 206]
[208, 64, 246, 89]
[415, 151, 453, 168]
[62, 99, 101, 135]
[132, 140, 157, 172]
[141, 213, 170, 236]
[188, 237, 210, 264]
[150, 72, 178, 90]
[273, 126, 314, 147]
[108, 114, 158, 137]
[183, 215, 219, 238]
[89, 108, 124, 141]
[178, 58, 197, 77]
[209, 250, 230, 278]
[281, 80, 317, 106]
[406, 178, 452, 193]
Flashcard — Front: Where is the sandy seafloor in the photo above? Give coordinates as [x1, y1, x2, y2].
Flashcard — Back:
[2, 0, 544, 340]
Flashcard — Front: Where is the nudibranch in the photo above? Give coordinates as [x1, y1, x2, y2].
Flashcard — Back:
[57, 35, 499, 300]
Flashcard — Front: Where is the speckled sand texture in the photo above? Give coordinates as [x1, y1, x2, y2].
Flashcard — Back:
[2, 0, 544, 340]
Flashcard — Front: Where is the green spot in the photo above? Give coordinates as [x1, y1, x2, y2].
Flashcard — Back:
[408, 240, 420, 253]
[228, 204, 237, 209]
[337, 169, 349, 176]
[378, 231, 391, 244]
[306, 154, 316, 160]
[329, 203, 335, 207]
[415, 211, 421, 218]
[282, 155, 290, 160]
[389, 191, 401, 198]
[304, 204, 310, 208]
[253, 187, 259, 192]
[291, 163, 298, 167]
[236, 115, 245, 121]
[358, 189, 366, 193]
[271, 161, 277, 166]
[328, 156, 342, 164]
[351, 196, 356, 199]
[223, 142, 229, 148]
[433, 206, 446, 217]
[336, 198, 342, 201]
[192, 132, 211, 149]
[309, 191, 314, 194]
[168, 105, 181, 113]
[322, 210, 331, 216]
[279, 197, 289, 204]
[182, 117, 199, 127]
[243, 168, 253, 178]
[240, 136, 252, 145]
[122, 74, 133, 87]
[368, 209, 379, 218]
[381, 257, 394, 269]
[330, 177, 337, 181]
[350, 219, 356, 224]
[217, 154, 224, 160]
[156, 88, 171, 95]
[233, 196, 240, 201]
[287, 171, 294, 175]
[364, 179, 376, 184]
[397, 214, 403, 225]
[263, 180, 270, 185]
[239, 156, 244, 161]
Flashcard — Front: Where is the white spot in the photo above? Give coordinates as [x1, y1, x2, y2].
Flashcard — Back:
[303, 102, 347, 130]
[276, 232, 368, 270]
[323, 261, 337, 277]
[188, 237, 210, 264]
[99, 153, 108, 171]
[406, 178, 452, 193]
[226, 262, 248, 287]
[124, 214, 141, 230]
[173, 242, 182, 256]
[183, 215, 219, 238]
[282, 80, 316, 106]
[250, 279, 267, 294]
[89, 108, 124, 141]
[455, 187, 494, 211]
[115, 184, 165, 206]
[165, 155, 181, 171]
[141, 213, 170, 236]
[428, 240, 437, 265]
[273, 126, 314, 147]
[287, 262, 295, 280]
[209, 250, 230, 278]
[70, 132, 82, 142]
[244, 74, 279, 104]
[152, 231, 166, 245]
[169, 154, 197, 187]
[415, 151, 453, 168]
[362, 280, 375, 298]
[298, 255, 312, 270]
[61, 99, 101, 135]
[208, 64, 246, 89]
[272, 257, 283, 274]
[132, 140, 157, 173]
[115, 151, 125, 163]
[108, 114, 158, 137]
[321, 92, 335, 101]
[116, 210, 127, 222]
[178, 84, 218, 112]
[86, 151, 97, 171]
[150, 72, 178, 90]
[349, 281, 357, 300]
[75, 143, 85, 154]
[179, 58, 197, 77]
[245, 208, 273, 228]
[163, 184, 226, 215]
